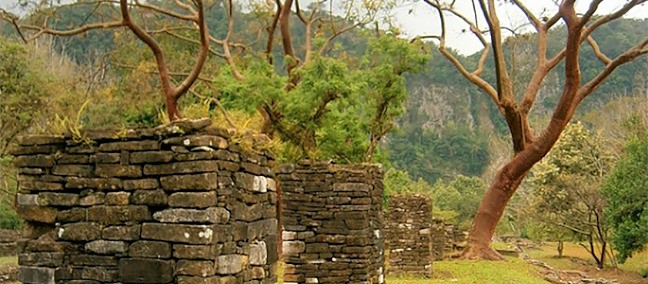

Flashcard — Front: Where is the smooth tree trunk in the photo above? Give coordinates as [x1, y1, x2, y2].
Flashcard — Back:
[461, 162, 526, 260]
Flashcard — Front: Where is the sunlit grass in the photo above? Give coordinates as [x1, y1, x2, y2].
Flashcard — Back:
[527, 242, 648, 273]
[387, 257, 546, 284]
[0, 256, 16, 266]
[277, 256, 547, 284]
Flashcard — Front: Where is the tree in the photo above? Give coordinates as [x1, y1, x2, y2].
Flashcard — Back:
[433, 175, 487, 228]
[0, 38, 47, 156]
[2, 0, 210, 121]
[418, 0, 648, 259]
[602, 114, 648, 263]
[3, 1, 425, 162]
[526, 122, 614, 268]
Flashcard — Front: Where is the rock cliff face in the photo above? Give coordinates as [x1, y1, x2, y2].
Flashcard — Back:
[403, 82, 497, 134]
[10, 119, 279, 284]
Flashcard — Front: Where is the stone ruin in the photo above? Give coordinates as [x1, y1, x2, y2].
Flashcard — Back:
[384, 194, 433, 277]
[278, 161, 385, 284]
[10, 119, 278, 284]
[0, 229, 19, 257]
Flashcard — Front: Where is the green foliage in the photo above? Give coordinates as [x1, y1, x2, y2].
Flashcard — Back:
[0, 157, 20, 230]
[525, 122, 615, 262]
[0, 38, 47, 155]
[383, 168, 433, 207]
[217, 34, 426, 163]
[0, 203, 22, 230]
[388, 123, 490, 183]
[602, 131, 648, 263]
[432, 175, 487, 227]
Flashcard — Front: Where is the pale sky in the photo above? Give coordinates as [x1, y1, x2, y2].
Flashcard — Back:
[1, 0, 647, 55]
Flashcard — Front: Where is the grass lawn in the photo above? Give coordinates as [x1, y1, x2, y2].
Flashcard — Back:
[0, 256, 16, 266]
[527, 242, 648, 283]
[388, 256, 547, 284]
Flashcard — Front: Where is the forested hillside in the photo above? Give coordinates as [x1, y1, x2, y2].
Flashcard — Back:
[389, 18, 648, 184]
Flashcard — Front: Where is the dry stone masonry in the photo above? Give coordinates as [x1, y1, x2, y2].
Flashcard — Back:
[0, 229, 19, 257]
[384, 194, 433, 277]
[278, 161, 385, 284]
[10, 119, 278, 284]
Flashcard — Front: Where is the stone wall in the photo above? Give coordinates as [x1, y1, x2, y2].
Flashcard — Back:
[10, 119, 278, 284]
[431, 219, 446, 260]
[278, 161, 384, 284]
[430, 220, 468, 259]
[384, 194, 433, 277]
[0, 229, 19, 256]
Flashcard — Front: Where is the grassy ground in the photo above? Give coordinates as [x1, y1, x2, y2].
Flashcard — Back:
[527, 242, 648, 284]
[0, 256, 16, 266]
[388, 256, 547, 284]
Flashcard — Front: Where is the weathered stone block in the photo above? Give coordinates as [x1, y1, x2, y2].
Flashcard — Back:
[81, 266, 119, 282]
[230, 203, 264, 222]
[57, 208, 87, 223]
[119, 258, 174, 283]
[69, 254, 118, 266]
[283, 241, 305, 255]
[162, 135, 228, 149]
[102, 225, 140, 241]
[247, 219, 278, 241]
[129, 241, 171, 258]
[16, 205, 58, 223]
[16, 135, 65, 146]
[173, 244, 220, 260]
[143, 161, 218, 175]
[98, 141, 159, 152]
[17, 193, 40, 206]
[19, 180, 63, 191]
[130, 151, 174, 164]
[57, 222, 101, 241]
[17, 167, 45, 175]
[79, 192, 105, 206]
[123, 178, 159, 190]
[214, 255, 247, 275]
[152, 208, 229, 224]
[333, 182, 372, 192]
[18, 266, 55, 283]
[105, 192, 131, 205]
[8, 144, 57, 155]
[38, 192, 79, 207]
[18, 252, 64, 267]
[52, 165, 94, 177]
[84, 240, 128, 255]
[87, 205, 151, 225]
[94, 153, 120, 163]
[13, 155, 55, 168]
[141, 223, 216, 245]
[131, 189, 168, 206]
[95, 164, 142, 178]
[66, 177, 121, 190]
[249, 241, 267, 265]
[168, 191, 217, 208]
[160, 173, 218, 191]
[177, 260, 215, 276]
[177, 276, 221, 284]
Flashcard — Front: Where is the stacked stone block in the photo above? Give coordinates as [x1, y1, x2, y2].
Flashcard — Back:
[10, 119, 278, 284]
[278, 161, 384, 284]
[0, 230, 19, 256]
[384, 194, 433, 277]
[430, 219, 446, 260]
